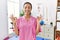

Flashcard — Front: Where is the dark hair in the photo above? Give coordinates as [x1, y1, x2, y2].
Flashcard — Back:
[23, 2, 32, 9]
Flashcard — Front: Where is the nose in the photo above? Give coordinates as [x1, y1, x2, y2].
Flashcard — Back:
[26, 7, 29, 10]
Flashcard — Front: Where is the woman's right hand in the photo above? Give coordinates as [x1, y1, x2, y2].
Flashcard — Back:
[10, 15, 17, 24]
[10, 15, 19, 35]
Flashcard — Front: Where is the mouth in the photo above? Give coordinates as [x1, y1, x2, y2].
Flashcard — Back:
[25, 10, 30, 13]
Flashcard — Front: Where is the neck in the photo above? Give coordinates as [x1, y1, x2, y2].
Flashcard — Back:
[24, 14, 31, 19]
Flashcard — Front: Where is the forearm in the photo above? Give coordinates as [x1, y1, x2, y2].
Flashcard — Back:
[13, 23, 19, 36]
[36, 23, 40, 35]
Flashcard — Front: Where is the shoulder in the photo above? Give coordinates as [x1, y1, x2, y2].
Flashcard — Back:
[17, 16, 23, 21]
[31, 16, 37, 20]
[31, 16, 37, 21]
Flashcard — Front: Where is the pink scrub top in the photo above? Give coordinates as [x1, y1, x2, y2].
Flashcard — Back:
[16, 16, 40, 40]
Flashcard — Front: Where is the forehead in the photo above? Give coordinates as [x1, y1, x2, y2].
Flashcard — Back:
[24, 4, 31, 7]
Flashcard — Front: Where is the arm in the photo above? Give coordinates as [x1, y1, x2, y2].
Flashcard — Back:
[13, 23, 19, 36]
[36, 17, 41, 35]
[36, 22, 40, 35]
[10, 15, 19, 36]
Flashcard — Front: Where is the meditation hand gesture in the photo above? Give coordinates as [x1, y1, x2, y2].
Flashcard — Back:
[10, 15, 17, 24]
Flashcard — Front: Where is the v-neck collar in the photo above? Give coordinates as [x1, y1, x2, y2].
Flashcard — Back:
[23, 16, 32, 22]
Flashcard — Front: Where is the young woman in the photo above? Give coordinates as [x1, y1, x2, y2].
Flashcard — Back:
[10, 2, 41, 40]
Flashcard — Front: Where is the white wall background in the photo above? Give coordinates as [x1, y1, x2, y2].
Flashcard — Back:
[0, 0, 8, 40]
[45, 0, 57, 26]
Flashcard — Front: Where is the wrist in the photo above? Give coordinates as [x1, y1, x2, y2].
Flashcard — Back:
[13, 23, 16, 26]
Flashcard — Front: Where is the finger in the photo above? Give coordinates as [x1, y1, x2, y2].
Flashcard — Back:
[14, 17, 17, 20]
[10, 14, 15, 18]
[10, 17, 15, 21]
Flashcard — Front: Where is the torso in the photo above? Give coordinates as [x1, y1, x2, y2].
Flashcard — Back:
[18, 16, 37, 40]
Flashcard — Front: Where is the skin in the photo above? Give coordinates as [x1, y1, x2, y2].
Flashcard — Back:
[55, 36, 60, 40]
[10, 3, 41, 35]
[23, 4, 32, 21]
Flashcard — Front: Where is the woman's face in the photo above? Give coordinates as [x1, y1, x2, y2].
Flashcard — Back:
[23, 4, 32, 15]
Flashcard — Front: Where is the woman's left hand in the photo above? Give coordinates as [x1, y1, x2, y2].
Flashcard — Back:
[37, 16, 42, 24]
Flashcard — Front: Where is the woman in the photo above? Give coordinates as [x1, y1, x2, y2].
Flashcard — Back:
[10, 2, 41, 40]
